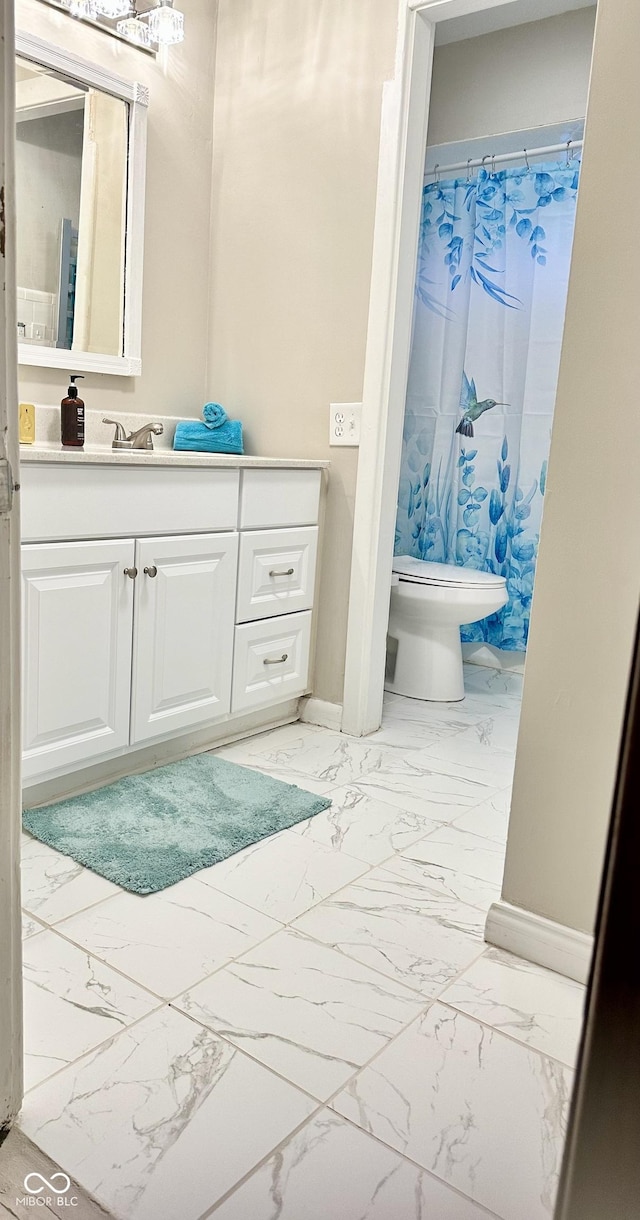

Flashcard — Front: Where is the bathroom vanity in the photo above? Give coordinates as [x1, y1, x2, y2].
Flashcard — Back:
[14, 34, 330, 804]
[19, 449, 328, 796]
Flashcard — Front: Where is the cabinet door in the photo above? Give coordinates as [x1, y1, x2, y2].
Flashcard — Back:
[22, 539, 135, 781]
[131, 532, 238, 744]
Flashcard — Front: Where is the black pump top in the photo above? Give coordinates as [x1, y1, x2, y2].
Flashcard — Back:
[67, 374, 85, 399]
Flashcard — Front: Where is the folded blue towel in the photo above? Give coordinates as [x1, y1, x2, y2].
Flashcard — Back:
[203, 402, 227, 428]
[173, 402, 244, 455]
[173, 420, 243, 454]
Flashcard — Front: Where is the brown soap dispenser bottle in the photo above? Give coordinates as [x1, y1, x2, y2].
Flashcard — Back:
[61, 375, 85, 448]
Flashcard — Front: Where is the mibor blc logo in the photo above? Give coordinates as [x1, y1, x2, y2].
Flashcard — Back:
[17, 1171, 79, 1208]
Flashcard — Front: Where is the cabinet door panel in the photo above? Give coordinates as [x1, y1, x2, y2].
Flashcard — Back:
[131, 533, 238, 743]
[22, 540, 135, 780]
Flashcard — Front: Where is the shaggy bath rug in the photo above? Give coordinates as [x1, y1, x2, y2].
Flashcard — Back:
[23, 753, 331, 894]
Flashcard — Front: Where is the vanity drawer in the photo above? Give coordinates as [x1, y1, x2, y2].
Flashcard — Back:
[239, 469, 321, 529]
[231, 611, 312, 713]
[236, 526, 318, 623]
[20, 464, 240, 542]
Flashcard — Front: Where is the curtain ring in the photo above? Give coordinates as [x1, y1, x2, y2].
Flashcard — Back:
[523, 148, 530, 170]
[466, 157, 473, 182]
[433, 163, 440, 183]
[491, 153, 496, 176]
[566, 139, 572, 166]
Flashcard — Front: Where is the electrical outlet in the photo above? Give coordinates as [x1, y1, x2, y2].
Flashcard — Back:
[329, 402, 362, 446]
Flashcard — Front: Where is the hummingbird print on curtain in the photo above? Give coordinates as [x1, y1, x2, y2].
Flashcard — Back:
[455, 373, 507, 438]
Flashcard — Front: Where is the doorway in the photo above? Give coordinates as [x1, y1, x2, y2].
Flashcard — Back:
[342, 0, 595, 736]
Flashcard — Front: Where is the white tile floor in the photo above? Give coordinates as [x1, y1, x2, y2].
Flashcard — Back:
[18, 665, 586, 1220]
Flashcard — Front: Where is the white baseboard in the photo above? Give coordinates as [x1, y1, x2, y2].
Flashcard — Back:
[485, 899, 594, 984]
[299, 697, 343, 731]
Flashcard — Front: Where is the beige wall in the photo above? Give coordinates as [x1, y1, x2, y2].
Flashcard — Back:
[16, 0, 218, 419]
[206, 0, 399, 704]
[428, 6, 596, 146]
[501, 0, 640, 935]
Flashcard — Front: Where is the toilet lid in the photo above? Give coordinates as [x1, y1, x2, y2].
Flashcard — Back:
[392, 556, 506, 589]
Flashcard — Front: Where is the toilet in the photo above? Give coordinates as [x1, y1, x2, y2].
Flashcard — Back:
[386, 556, 508, 702]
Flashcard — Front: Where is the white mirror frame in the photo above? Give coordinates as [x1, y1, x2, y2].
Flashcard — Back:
[15, 30, 148, 376]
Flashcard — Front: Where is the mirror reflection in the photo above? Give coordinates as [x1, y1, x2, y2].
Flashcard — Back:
[15, 55, 128, 357]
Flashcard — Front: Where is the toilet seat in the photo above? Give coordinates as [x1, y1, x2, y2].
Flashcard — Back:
[392, 556, 505, 591]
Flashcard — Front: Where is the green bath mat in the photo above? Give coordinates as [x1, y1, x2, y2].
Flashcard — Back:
[22, 753, 331, 895]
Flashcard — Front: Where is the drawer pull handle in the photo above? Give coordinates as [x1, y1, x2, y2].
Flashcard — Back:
[144, 565, 158, 578]
[264, 653, 288, 666]
[269, 567, 294, 577]
[124, 567, 138, 580]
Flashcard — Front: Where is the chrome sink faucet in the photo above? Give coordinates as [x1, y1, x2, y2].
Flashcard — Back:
[103, 418, 164, 450]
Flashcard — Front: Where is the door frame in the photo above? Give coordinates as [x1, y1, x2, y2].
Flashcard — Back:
[0, 1, 24, 1129]
[342, 0, 542, 736]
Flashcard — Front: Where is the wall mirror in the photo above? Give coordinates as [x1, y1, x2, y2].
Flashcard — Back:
[15, 32, 148, 376]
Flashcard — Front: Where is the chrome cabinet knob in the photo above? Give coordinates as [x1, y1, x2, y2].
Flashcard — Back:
[269, 567, 295, 577]
[144, 565, 158, 578]
[124, 567, 138, 579]
[263, 653, 288, 666]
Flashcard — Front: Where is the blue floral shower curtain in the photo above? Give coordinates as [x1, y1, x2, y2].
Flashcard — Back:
[396, 160, 580, 650]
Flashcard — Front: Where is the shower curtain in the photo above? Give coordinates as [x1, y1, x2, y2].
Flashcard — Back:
[396, 159, 580, 651]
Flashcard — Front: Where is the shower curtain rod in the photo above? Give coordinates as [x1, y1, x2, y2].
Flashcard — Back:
[425, 139, 583, 178]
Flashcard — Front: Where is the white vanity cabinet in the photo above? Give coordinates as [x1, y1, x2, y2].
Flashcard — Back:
[20, 458, 326, 788]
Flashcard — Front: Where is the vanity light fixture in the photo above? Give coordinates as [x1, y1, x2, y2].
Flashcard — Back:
[61, 0, 98, 17]
[115, 10, 153, 48]
[41, 0, 186, 53]
[146, 0, 184, 46]
[95, 0, 131, 17]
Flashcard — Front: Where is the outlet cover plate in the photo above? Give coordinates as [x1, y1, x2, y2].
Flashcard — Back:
[330, 402, 362, 446]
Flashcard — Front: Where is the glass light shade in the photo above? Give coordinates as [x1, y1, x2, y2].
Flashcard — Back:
[116, 14, 152, 46]
[61, 0, 98, 16]
[147, 1, 184, 46]
[95, 0, 132, 16]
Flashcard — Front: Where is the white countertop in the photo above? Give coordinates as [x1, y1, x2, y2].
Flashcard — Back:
[18, 406, 329, 471]
[19, 442, 329, 471]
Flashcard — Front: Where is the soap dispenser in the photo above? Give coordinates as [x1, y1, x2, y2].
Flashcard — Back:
[61, 375, 85, 448]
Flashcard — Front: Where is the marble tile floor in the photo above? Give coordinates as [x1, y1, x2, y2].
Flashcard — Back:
[17, 665, 587, 1220]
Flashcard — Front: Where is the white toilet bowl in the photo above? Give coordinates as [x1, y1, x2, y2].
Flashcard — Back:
[386, 557, 508, 702]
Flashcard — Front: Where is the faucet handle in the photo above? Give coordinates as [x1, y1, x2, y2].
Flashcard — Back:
[103, 417, 128, 448]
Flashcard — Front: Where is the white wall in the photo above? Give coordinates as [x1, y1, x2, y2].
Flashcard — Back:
[16, 0, 218, 420]
[499, 0, 640, 937]
[207, 0, 399, 706]
[428, 6, 596, 146]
